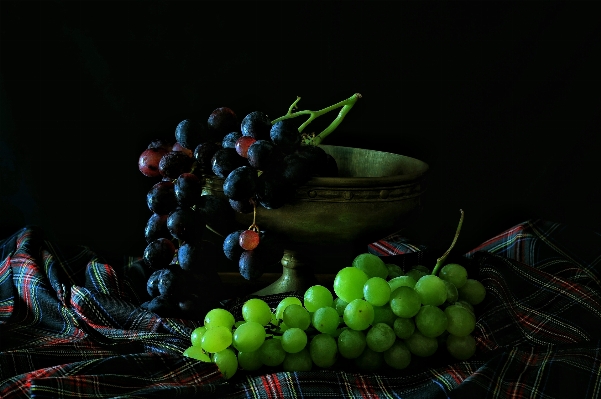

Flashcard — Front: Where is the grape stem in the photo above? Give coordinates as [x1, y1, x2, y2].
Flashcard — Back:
[431, 209, 464, 276]
[271, 93, 362, 146]
[247, 198, 259, 232]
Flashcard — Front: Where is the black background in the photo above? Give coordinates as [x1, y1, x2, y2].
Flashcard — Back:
[1, 1, 600, 272]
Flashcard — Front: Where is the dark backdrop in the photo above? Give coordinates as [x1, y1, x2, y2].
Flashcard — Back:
[1, 1, 600, 272]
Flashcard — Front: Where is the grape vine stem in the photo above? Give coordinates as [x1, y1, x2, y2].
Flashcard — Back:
[432, 209, 464, 276]
[271, 93, 362, 146]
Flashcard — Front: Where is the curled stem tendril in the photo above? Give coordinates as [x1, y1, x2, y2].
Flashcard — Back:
[271, 93, 362, 146]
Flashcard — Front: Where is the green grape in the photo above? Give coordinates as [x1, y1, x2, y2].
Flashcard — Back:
[234, 320, 245, 328]
[304, 285, 334, 312]
[354, 347, 383, 372]
[190, 326, 207, 346]
[213, 348, 238, 379]
[309, 333, 338, 368]
[337, 328, 367, 359]
[238, 350, 263, 371]
[455, 300, 475, 315]
[282, 348, 313, 372]
[415, 305, 448, 338]
[204, 308, 235, 330]
[270, 312, 278, 326]
[242, 298, 273, 326]
[201, 325, 232, 353]
[283, 304, 311, 330]
[444, 304, 476, 337]
[259, 338, 286, 366]
[232, 321, 266, 352]
[331, 327, 345, 338]
[414, 275, 447, 306]
[281, 327, 308, 353]
[446, 333, 476, 360]
[413, 265, 431, 273]
[406, 265, 429, 282]
[444, 280, 459, 303]
[183, 345, 211, 362]
[389, 286, 421, 318]
[363, 277, 391, 307]
[393, 317, 415, 340]
[312, 306, 340, 334]
[333, 267, 369, 303]
[366, 322, 396, 352]
[278, 322, 290, 333]
[383, 341, 412, 370]
[334, 297, 349, 316]
[386, 263, 404, 279]
[439, 263, 468, 289]
[457, 279, 486, 305]
[352, 253, 388, 279]
[405, 330, 438, 357]
[275, 296, 303, 320]
[388, 275, 417, 291]
[372, 305, 396, 327]
[343, 299, 375, 331]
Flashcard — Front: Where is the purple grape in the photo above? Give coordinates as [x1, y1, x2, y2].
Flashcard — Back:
[281, 153, 313, 186]
[296, 145, 329, 175]
[239, 250, 265, 280]
[195, 194, 237, 234]
[147, 268, 169, 297]
[247, 139, 285, 171]
[174, 172, 203, 208]
[157, 268, 191, 298]
[143, 238, 176, 270]
[223, 230, 245, 261]
[222, 131, 242, 149]
[166, 207, 206, 242]
[175, 119, 206, 150]
[207, 107, 239, 138]
[270, 119, 301, 153]
[211, 147, 247, 178]
[147, 180, 178, 215]
[256, 170, 294, 209]
[158, 151, 194, 179]
[141, 295, 178, 317]
[223, 166, 259, 201]
[193, 141, 221, 174]
[177, 241, 219, 273]
[241, 111, 272, 140]
[229, 198, 254, 214]
[144, 213, 170, 243]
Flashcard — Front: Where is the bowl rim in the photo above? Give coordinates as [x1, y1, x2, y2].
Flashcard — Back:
[304, 145, 429, 188]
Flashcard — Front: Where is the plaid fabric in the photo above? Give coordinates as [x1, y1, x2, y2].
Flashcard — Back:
[2, 220, 601, 398]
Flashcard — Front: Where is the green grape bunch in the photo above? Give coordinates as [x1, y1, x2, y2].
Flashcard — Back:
[181, 210, 487, 377]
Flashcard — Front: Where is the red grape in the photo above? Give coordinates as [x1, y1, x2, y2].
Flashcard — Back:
[139, 147, 169, 177]
[239, 230, 260, 250]
[235, 136, 257, 158]
[172, 142, 193, 157]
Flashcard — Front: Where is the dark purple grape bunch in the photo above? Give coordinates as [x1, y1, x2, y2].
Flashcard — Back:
[137, 108, 245, 318]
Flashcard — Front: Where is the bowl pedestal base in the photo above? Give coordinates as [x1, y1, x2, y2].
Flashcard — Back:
[253, 249, 320, 296]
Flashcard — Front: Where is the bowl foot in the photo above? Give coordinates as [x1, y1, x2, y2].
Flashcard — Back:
[253, 249, 319, 296]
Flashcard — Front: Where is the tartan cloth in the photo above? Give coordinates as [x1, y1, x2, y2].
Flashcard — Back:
[1, 220, 601, 398]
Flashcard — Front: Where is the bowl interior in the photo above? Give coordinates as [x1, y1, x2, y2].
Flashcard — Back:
[321, 145, 427, 178]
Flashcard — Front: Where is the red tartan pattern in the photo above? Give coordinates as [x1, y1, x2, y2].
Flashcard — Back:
[2, 220, 601, 398]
